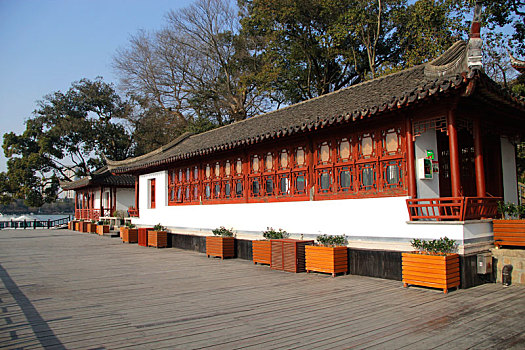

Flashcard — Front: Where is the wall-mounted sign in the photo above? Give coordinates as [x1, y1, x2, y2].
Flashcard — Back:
[418, 158, 433, 179]
[426, 150, 435, 160]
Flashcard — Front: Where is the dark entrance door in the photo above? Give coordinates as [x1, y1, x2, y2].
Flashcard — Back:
[437, 129, 477, 197]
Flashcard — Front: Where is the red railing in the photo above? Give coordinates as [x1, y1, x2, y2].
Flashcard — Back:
[406, 197, 501, 221]
[128, 207, 139, 217]
[75, 208, 112, 220]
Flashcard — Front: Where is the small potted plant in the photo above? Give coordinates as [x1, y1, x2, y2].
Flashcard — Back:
[121, 222, 138, 243]
[86, 220, 97, 233]
[305, 234, 348, 277]
[493, 201, 525, 248]
[252, 227, 289, 265]
[206, 226, 235, 259]
[148, 223, 168, 248]
[402, 237, 459, 294]
[96, 220, 110, 235]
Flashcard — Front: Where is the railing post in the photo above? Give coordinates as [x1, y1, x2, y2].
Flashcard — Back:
[48, 219, 51, 229]
[34, 219, 37, 229]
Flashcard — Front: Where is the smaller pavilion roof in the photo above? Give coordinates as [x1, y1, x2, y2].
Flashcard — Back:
[60, 166, 135, 191]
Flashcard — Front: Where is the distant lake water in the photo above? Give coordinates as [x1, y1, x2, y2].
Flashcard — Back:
[0, 213, 73, 222]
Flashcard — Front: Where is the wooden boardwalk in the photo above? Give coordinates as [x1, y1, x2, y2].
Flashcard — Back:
[1, 229, 524, 349]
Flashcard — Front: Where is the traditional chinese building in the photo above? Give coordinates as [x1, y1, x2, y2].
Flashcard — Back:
[107, 23, 525, 286]
[61, 166, 135, 221]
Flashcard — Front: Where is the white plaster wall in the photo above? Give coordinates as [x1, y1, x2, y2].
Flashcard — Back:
[501, 136, 518, 204]
[414, 129, 440, 198]
[139, 171, 168, 214]
[132, 193, 477, 245]
[93, 191, 101, 209]
[116, 188, 135, 212]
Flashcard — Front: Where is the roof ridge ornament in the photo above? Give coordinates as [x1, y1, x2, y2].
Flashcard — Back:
[467, 1, 483, 70]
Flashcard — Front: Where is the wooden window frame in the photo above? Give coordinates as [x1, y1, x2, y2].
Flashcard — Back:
[149, 178, 156, 209]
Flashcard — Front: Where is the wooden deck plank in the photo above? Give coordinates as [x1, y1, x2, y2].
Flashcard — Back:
[0, 229, 524, 349]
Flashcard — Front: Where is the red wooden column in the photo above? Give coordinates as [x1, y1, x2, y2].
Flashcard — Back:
[243, 152, 249, 203]
[405, 117, 417, 198]
[134, 176, 139, 210]
[74, 191, 78, 219]
[99, 186, 104, 217]
[306, 136, 315, 201]
[473, 119, 486, 197]
[447, 110, 462, 197]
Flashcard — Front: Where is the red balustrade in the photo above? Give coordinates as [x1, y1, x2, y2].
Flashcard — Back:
[406, 197, 500, 221]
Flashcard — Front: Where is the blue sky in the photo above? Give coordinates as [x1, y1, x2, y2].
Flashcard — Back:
[0, 0, 194, 172]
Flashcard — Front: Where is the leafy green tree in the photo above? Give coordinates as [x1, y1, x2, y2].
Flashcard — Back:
[1, 78, 133, 206]
[239, 0, 365, 103]
[483, 0, 525, 55]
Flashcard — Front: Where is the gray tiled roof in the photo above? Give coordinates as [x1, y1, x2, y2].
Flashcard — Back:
[107, 41, 524, 173]
[60, 166, 134, 191]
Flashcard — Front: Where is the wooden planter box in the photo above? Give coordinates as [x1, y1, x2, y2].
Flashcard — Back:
[79, 221, 88, 233]
[252, 240, 272, 265]
[96, 225, 109, 235]
[206, 236, 235, 259]
[305, 245, 348, 277]
[120, 226, 126, 238]
[138, 227, 153, 247]
[271, 239, 313, 273]
[493, 219, 525, 248]
[402, 252, 460, 294]
[121, 228, 138, 243]
[148, 231, 168, 248]
[86, 223, 97, 233]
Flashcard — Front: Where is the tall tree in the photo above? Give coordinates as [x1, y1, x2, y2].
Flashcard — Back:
[114, 0, 271, 138]
[239, 0, 365, 103]
[1, 78, 133, 206]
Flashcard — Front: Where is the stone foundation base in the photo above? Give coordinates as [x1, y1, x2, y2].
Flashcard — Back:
[491, 248, 525, 286]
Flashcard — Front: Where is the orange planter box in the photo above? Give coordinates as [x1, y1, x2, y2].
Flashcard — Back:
[402, 252, 460, 294]
[252, 240, 272, 265]
[493, 219, 525, 248]
[86, 223, 97, 233]
[305, 245, 348, 277]
[148, 231, 168, 248]
[74, 222, 80, 231]
[206, 236, 235, 259]
[121, 228, 138, 243]
[96, 225, 109, 235]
